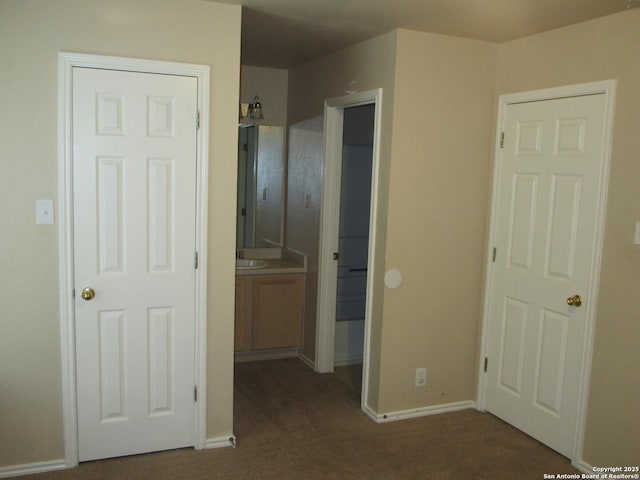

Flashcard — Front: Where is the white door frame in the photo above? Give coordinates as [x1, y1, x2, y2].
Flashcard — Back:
[316, 88, 383, 413]
[476, 80, 616, 466]
[57, 52, 210, 467]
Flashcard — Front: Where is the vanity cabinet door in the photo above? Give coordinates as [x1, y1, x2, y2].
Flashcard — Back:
[251, 274, 304, 350]
[234, 277, 250, 352]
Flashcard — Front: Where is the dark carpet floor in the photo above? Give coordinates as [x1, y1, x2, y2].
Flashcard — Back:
[14, 358, 580, 479]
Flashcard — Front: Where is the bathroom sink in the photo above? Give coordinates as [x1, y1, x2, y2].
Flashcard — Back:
[236, 258, 268, 270]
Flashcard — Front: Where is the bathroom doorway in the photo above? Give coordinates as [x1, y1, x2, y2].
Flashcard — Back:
[316, 88, 382, 415]
[333, 104, 375, 397]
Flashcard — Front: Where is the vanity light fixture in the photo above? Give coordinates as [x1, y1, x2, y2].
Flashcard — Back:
[249, 95, 264, 120]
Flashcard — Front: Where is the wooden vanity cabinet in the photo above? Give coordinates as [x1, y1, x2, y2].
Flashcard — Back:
[235, 274, 304, 354]
[251, 274, 304, 350]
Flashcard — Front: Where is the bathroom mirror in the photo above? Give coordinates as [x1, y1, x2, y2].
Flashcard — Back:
[236, 125, 285, 248]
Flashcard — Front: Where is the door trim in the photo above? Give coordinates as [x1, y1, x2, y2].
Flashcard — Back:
[476, 80, 616, 464]
[316, 88, 383, 414]
[57, 52, 210, 467]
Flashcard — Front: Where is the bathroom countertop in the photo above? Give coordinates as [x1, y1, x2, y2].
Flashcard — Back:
[235, 258, 306, 276]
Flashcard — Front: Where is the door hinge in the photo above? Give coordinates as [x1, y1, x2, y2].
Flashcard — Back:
[492, 247, 497, 263]
[196, 111, 201, 130]
[484, 357, 488, 372]
[499, 131, 505, 149]
[194, 385, 198, 402]
[194, 251, 199, 269]
[333, 252, 339, 261]
[72, 288, 75, 299]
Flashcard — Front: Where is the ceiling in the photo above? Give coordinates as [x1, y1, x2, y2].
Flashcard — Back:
[209, 0, 636, 68]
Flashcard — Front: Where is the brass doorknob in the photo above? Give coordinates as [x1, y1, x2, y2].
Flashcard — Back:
[566, 294, 582, 307]
[81, 287, 96, 301]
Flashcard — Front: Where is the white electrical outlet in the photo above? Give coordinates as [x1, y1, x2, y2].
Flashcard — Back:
[415, 367, 427, 388]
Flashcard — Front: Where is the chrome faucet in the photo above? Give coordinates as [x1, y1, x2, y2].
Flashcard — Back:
[236, 250, 244, 259]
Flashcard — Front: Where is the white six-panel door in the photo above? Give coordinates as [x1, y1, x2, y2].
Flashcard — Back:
[484, 93, 607, 458]
[72, 67, 198, 461]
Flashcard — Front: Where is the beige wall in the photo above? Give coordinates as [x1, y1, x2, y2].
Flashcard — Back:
[0, 0, 241, 467]
[240, 65, 288, 127]
[497, 10, 640, 465]
[287, 31, 398, 409]
[377, 30, 497, 413]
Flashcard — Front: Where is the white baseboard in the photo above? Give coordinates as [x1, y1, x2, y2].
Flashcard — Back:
[363, 404, 379, 422]
[574, 459, 595, 475]
[368, 400, 476, 423]
[334, 355, 363, 367]
[234, 347, 298, 363]
[298, 351, 315, 370]
[0, 459, 66, 478]
[205, 435, 236, 449]
[0, 440, 236, 479]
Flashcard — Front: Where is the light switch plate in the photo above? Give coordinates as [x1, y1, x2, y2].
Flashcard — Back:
[36, 199, 54, 225]
[634, 222, 640, 245]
